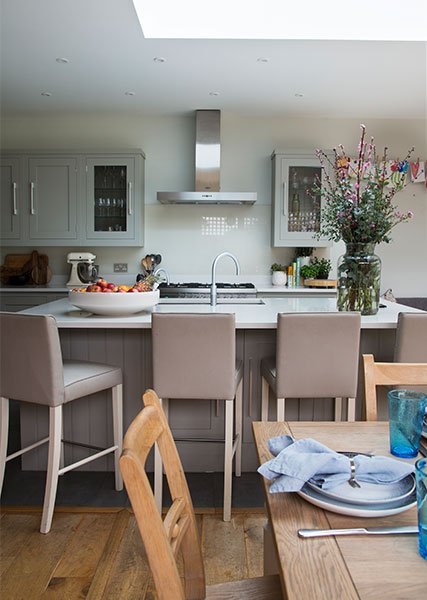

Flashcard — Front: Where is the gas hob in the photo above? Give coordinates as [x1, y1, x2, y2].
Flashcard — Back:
[159, 282, 256, 299]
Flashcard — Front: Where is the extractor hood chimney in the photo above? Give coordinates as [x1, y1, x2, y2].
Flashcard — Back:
[157, 110, 257, 205]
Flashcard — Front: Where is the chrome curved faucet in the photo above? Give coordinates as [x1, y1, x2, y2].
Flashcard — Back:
[211, 252, 240, 306]
[154, 267, 170, 284]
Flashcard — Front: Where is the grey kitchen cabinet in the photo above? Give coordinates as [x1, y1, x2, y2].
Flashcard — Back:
[85, 154, 144, 246]
[0, 292, 67, 312]
[271, 150, 332, 247]
[0, 150, 145, 247]
[28, 156, 78, 241]
[0, 156, 21, 240]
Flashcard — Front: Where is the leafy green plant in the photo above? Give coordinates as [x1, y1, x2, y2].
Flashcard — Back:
[295, 247, 313, 258]
[271, 263, 287, 272]
[300, 264, 318, 279]
[311, 257, 331, 279]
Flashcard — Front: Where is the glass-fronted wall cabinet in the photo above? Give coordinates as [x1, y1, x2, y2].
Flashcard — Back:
[271, 150, 332, 247]
[85, 156, 138, 243]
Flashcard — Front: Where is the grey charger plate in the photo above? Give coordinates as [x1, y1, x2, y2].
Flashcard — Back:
[298, 486, 417, 518]
[306, 452, 415, 506]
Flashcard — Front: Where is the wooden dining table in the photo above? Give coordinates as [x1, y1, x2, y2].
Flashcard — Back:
[252, 421, 427, 600]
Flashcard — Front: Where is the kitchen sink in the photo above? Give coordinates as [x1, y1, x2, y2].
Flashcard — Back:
[159, 297, 265, 305]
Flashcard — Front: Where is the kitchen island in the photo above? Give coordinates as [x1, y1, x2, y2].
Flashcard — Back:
[19, 297, 424, 472]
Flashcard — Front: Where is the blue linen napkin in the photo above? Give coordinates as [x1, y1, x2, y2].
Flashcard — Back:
[258, 435, 415, 493]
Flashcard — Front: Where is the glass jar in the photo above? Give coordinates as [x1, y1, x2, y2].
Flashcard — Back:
[337, 243, 382, 315]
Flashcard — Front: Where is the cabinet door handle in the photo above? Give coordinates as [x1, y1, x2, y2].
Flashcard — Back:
[30, 182, 35, 214]
[128, 181, 132, 215]
[12, 182, 17, 214]
[248, 358, 253, 418]
[282, 182, 287, 216]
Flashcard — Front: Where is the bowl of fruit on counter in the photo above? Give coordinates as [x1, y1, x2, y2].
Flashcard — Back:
[68, 275, 160, 315]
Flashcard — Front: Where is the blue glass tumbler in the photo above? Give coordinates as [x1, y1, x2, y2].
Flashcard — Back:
[415, 458, 427, 560]
[387, 390, 426, 458]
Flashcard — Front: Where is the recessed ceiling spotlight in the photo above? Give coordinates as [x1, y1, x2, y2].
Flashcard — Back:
[209, 91, 220, 96]
[41, 91, 52, 97]
[55, 57, 69, 64]
[153, 56, 166, 63]
[125, 91, 136, 96]
[294, 93, 304, 98]
[256, 57, 269, 63]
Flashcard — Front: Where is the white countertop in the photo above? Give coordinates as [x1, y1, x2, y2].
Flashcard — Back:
[21, 297, 424, 330]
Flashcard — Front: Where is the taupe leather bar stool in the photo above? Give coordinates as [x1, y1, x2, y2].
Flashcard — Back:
[151, 313, 243, 522]
[0, 312, 123, 533]
[261, 312, 361, 422]
[394, 312, 427, 393]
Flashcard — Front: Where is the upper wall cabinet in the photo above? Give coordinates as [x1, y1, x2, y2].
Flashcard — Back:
[0, 150, 145, 247]
[0, 156, 21, 240]
[28, 156, 78, 241]
[271, 150, 332, 247]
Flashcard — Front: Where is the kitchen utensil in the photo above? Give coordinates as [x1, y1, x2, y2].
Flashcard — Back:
[298, 525, 418, 538]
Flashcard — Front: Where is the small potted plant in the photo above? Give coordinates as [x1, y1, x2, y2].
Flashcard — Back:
[271, 263, 287, 286]
[300, 264, 318, 281]
[295, 247, 313, 267]
[311, 257, 331, 280]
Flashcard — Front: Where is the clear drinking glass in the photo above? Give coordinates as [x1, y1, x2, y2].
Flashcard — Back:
[415, 458, 427, 560]
[388, 390, 427, 458]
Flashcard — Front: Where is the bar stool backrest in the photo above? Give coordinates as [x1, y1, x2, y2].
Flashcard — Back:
[0, 313, 65, 407]
[275, 312, 361, 399]
[152, 313, 236, 400]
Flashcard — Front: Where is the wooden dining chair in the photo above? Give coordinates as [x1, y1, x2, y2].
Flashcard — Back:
[120, 389, 283, 600]
[362, 354, 427, 421]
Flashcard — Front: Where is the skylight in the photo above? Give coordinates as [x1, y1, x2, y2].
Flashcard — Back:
[132, 0, 427, 41]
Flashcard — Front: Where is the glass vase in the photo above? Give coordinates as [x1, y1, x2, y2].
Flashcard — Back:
[337, 243, 382, 315]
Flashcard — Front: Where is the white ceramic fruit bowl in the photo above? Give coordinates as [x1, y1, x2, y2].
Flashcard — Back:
[68, 289, 160, 316]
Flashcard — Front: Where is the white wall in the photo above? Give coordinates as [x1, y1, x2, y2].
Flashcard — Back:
[1, 113, 426, 295]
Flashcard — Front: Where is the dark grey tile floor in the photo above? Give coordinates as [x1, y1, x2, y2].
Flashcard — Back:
[1, 462, 265, 509]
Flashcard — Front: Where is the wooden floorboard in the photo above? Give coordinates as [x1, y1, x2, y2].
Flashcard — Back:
[0, 508, 266, 600]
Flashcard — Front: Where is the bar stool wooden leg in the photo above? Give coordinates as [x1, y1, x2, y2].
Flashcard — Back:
[0, 397, 9, 494]
[223, 398, 233, 522]
[112, 384, 123, 491]
[277, 398, 285, 422]
[40, 405, 62, 534]
[334, 397, 343, 422]
[234, 380, 243, 477]
[154, 398, 168, 514]
[347, 397, 356, 422]
[261, 377, 269, 421]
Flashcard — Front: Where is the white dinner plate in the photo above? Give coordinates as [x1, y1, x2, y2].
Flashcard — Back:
[306, 474, 415, 506]
[297, 485, 417, 518]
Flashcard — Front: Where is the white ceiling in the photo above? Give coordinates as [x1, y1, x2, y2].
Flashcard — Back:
[1, 0, 426, 119]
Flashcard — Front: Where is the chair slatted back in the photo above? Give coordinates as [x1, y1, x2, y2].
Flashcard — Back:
[363, 354, 427, 421]
[119, 389, 205, 600]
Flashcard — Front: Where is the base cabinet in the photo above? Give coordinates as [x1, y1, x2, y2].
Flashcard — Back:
[0, 292, 67, 312]
[0, 150, 145, 247]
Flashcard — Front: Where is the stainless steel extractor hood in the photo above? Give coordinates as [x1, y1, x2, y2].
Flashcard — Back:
[157, 110, 257, 205]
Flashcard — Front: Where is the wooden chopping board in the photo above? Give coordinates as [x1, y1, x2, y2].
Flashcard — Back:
[303, 278, 337, 288]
